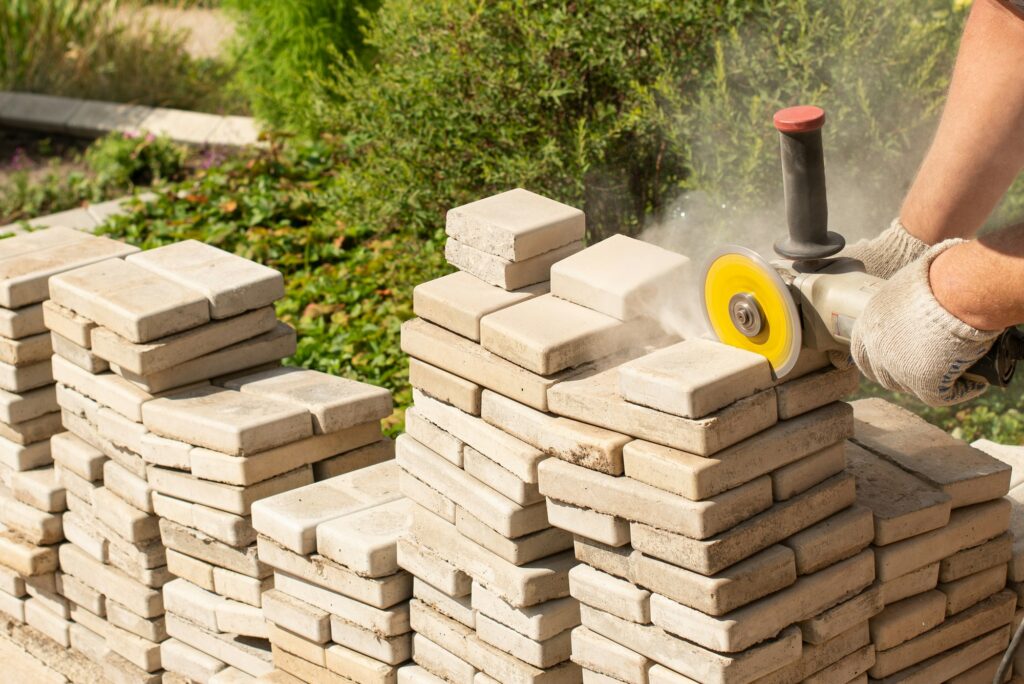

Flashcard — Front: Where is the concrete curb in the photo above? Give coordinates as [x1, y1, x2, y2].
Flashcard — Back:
[0, 193, 156, 235]
[0, 92, 259, 147]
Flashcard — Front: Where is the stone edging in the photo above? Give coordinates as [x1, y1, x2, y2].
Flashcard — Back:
[0, 91, 259, 147]
[0, 193, 155, 235]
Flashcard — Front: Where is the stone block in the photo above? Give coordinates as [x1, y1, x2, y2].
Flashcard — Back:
[42, 300, 95, 348]
[153, 492, 256, 548]
[10, 466, 64, 512]
[0, 411, 61, 446]
[0, 92, 78, 130]
[471, 582, 579, 642]
[940, 564, 1008, 616]
[65, 100, 152, 136]
[798, 589, 883, 645]
[0, 302, 45, 340]
[142, 385, 311, 456]
[25, 597, 70, 646]
[263, 588, 331, 643]
[782, 505, 873, 575]
[569, 564, 650, 624]
[456, 506, 571, 566]
[877, 563, 940, 606]
[571, 627, 650, 683]
[881, 626, 1010, 684]
[771, 442, 846, 501]
[223, 366, 391, 434]
[165, 612, 273, 677]
[329, 613, 410, 664]
[59, 543, 162, 617]
[476, 612, 571, 668]
[316, 497, 411, 577]
[462, 447, 542, 506]
[215, 598, 267, 638]
[446, 238, 583, 291]
[550, 234, 689, 322]
[1008, 486, 1024, 581]
[852, 398, 1011, 508]
[775, 366, 859, 420]
[973, 439, 1024, 489]
[400, 468, 456, 522]
[397, 538, 471, 599]
[480, 294, 661, 375]
[410, 358, 482, 415]
[940, 532, 1013, 582]
[0, 358, 52, 393]
[150, 463, 312, 516]
[445, 189, 584, 261]
[538, 457, 773, 541]
[167, 547, 214, 590]
[51, 355, 160, 423]
[416, 578, 474, 628]
[0, 331, 51, 367]
[405, 408, 463, 466]
[623, 402, 851, 501]
[545, 498, 629, 547]
[413, 633, 475, 683]
[161, 638, 226, 683]
[871, 590, 947, 651]
[313, 439, 394, 481]
[51, 332, 107, 372]
[0, 491, 63, 543]
[214, 566, 269, 607]
[0, 384, 57, 427]
[161, 518, 267, 578]
[413, 271, 547, 342]
[0, 433, 51, 472]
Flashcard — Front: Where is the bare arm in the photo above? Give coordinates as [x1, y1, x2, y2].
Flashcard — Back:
[900, 0, 1024, 243]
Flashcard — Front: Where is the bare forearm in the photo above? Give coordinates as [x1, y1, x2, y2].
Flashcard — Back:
[901, 0, 1024, 243]
[931, 223, 1024, 330]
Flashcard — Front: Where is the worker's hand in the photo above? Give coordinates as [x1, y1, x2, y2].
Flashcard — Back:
[850, 240, 1001, 406]
[842, 218, 929, 279]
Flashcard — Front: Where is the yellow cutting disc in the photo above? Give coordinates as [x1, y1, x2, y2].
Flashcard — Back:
[701, 245, 802, 378]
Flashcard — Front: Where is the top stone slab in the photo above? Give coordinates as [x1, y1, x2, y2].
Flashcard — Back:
[619, 339, 773, 419]
[127, 240, 284, 319]
[412, 271, 547, 342]
[49, 258, 209, 343]
[221, 366, 392, 434]
[444, 188, 585, 261]
[0, 227, 138, 309]
[550, 234, 690, 321]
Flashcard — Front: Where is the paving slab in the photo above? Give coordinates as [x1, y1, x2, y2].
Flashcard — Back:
[881, 625, 1010, 684]
[0, 303, 45, 340]
[797, 588, 882, 645]
[0, 359, 52, 393]
[550, 233, 689, 321]
[782, 505, 873, 575]
[870, 590, 947, 651]
[416, 578, 474, 627]
[137, 107, 223, 145]
[149, 463, 313, 516]
[775, 365, 860, 419]
[877, 563, 940, 606]
[222, 366, 391, 434]
[546, 497, 629, 547]
[42, 300, 95, 347]
[973, 439, 1024, 489]
[571, 626, 650, 683]
[65, 100, 153, 136]
[461, 448, 543, 506]
[446, 238, 583, 290]
[771, 442, 846, 501]
[0, 331, 51, 367]
[471, 582, 579, 642]
[50, 332, 107, 372]
[410, 358, 482, 415]
[852, 398, 1011, 508]
[445, 189, 585, 261]
[0, 92, 83, 131]
[569, 563, 650, 623]
[413, 271, 547, 341]
[940, 532, 1013, 582]
[205, 116, 261, 146]
[940, 563, 1007, 616]
[0, 384, 57, 425]
[316, 497, 412, 577]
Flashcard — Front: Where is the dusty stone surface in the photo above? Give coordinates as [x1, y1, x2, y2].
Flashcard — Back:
[774, 366, 860, 420]
[0, 302, 45, 340]
[797, 588, 882, 645]
[42, 300, 95, 348]
[973, 439, 1024, 489]
[619, 339, 772, 419]
[870, 590, 947, 651]
[754, 622, 870, 684]
[570, 626, 650, 683]
[445, 189, 585, 262]
[852, 398, 1011, 508]
[940, 563, 1007, 616]
[413, 271, 547, 342]
[940, 532, 1013, 583]
[410, 359, 483, 416]
[50, 332, 108, 373]
[771, 442, 846, 501]
[550, 234, 689, 322]
[0, 331, 51, 367]
[0, 384, 57, 425]
[881, 625, 1010, 684]
[0, 358, 53, 393]
[782, 505, 873, 575]
[471, 582, 578, 642]
[877, 563, 940, 606]
[149, 463, 313, 516]
[316, 497, 412, 578]
[569, 564, 650, 624]
[545, 498, 629, 547]
[446, 238, 583, 291]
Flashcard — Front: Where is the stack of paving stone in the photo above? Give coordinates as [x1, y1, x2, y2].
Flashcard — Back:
[42, 238, 307, 683]
[142, 367, 393, 683]
[0, 227, 136, 647]
[250, 460, 412, 683]
[397, 189, 695, 683]
[848, 399, 1016, 682]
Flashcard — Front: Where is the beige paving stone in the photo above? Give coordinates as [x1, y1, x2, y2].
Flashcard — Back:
[446, 238, 583, 290]
[0, 411, 62, 446]
[568, 537, 630, 585]
[127, 240, 284, 319]
[0, 227, 138, 309]
[845, 441, 952, 545]
[10, 466, 64, 512]
[618, 339, 771, 419]
[142, 385, 312, 456]
[59, 543, 162, 617]
[215, 598, 267, 638]
[274, 570, 409, 636]
[471, 582, 578, 642]
[62, 510, 107, 562]
[456, 506, 571, 566]
[401, 318, 564, 412]
[870, 590, 946, 651]
[651, 550, 875, 653]
[313, 439, 394, 481]
[973, 439, 1024, 489]
[631, 544, 796, 617]
[581, 604, 800, 684]
[877, 563, 940, 606]
[941, 532, 1013, 582]
[869, 590, 1015, 678]
[42, 300, 94, 347]
[165, 612, 274, 677]
[476, 612, 570, 668]
[92, 306, 277, 375]
[326, 641, 400, 683]
[410, 505, 573, 608]
[102, 459, 152, 513]
[1007, 485, 1024, 581]
[623, 402, 851, 501]
[70, 621, 108, 663]
[62, 572, 106, 616]
[874, 498, 1010, 581]
[413, 271, 546, 341]
[214, 566, 270, 607]
[0, 491, 63, 543]
[414, 631, 476, 682]
[571, 626, 650, 683]
[783, 505, 873, 574]
[51, 355, 162, 422]
[802, 644, 874, 684]
[480, 293, 661, 375]
[0, 433, 51, 472]
[330, 612, 410, 664]
[775, 366, 859, 420]
[49, 258, 209, 343]
[167, 547, 215, 590]
[940, 563, 1007, 616]
[405, 408, 463, 467]
[105, 618, 162, 672]
[91, 486, 157, 543]
[164, 577, 224, 630]
[161, 519, 268, 578]
[884, 625, 1010, 683]
[400, 663, 450, 683]
[550, 233, 689, 321]
[223, 366, 392, 435]
[545, 498, 629, 547]
[410, 358, 482, 415]
[316, 497, 411, 577]
[0, 331, 51, 367]
[398, 435, 548, 539]
[398, 537, 472, 599]
[259, 535, 411, 609]
[267, 622, 326, 666]
[162, 638, 227, 682]
[0, 358, 52, 393]
[55, 382, 99, 423]
[0, 302, 45, 340]
[414, 390, 545, 484]
[852, 398, 1011, 508]
[153, 493, 256, 548]
[771, 442, 846, 501]
[548, 363, 777, 456]
[569, 563, 650, 623]
[401, 468, 456, 522]
[50, 332, 107, 372]
[103, 649, 163, 684]
[263, 588, 331, 643]
[24, 597, 70, 646]
[462, 447, 542, 506]
[539, 457, 773, 540]
[630, 471, 855, 575]
[416, 577, 474, 628]
[798, 588, 883, 645]
[647, 666, 699, 684]
[445, 188, 585, 262]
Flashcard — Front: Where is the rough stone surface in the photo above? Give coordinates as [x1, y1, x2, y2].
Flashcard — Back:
[413, 271, 547, 341]
[940, 532, 1013, 583]
[42, 300, 95, 348]
[545, 498, 629, 547]
[775, 366, 860, 420]
[782, 505, 874, 575]
[410, 359, 483, 416]
[446, 238, 583, 291]
[871, 590, 947, 651]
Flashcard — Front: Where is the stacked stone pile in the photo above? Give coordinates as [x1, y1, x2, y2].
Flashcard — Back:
[847, 405, 1018, 682]
[396, 189, 692, 683]
[251, 460, 411, 683]
[0, 227, 136, 649]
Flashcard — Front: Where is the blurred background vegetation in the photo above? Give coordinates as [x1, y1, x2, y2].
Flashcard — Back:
[4, 0, 1024, 440]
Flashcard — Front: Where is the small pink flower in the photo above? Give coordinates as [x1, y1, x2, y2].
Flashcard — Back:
[123, 130, 140, 140]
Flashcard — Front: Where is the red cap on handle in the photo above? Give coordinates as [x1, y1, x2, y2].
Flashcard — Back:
[773, 105, 825, 134]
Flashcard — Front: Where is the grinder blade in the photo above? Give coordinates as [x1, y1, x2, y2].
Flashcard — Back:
[701, 245, 802, 378]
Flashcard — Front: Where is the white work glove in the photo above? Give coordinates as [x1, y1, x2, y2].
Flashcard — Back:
[849, 240, 1000, 406]
[842, 218, 929, 279]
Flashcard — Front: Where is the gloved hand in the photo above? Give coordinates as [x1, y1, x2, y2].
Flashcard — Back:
[842, 218, 929, 279]
[849, 239, 1001, 406]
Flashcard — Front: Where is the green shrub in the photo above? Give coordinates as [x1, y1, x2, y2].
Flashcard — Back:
[224, 0, 380, 128]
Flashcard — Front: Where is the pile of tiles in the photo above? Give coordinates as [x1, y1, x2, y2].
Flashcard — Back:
[396, 189, 687, 683]
[0, 228, 136, 653]
[251, 460, 411, 682]
[43, 239, 296, 682]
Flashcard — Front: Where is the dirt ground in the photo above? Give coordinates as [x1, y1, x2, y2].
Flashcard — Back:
[0, 130, 89, 186]
[118, 5, 236, 60]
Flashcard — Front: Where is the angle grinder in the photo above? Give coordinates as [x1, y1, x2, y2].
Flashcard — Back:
[700, 105, 1024, 387]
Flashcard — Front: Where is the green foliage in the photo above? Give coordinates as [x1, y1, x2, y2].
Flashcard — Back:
[224, 0, 380, 128]
[1, 0, 244, 113]
[84, 131, 189, 189]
